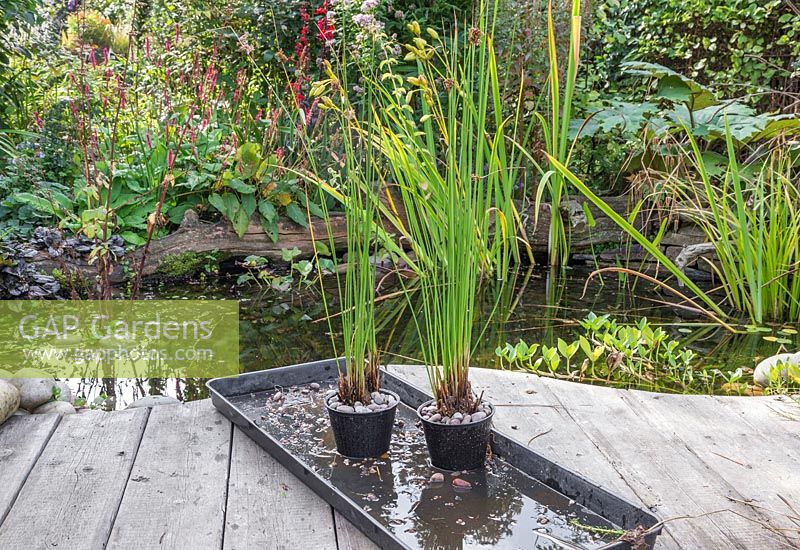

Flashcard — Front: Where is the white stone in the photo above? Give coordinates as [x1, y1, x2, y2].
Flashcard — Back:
[754, 352, 800, 387]
[371, 392, 385, 405]
[471, 411, 487, 422]
[10, 378, 58, 411]
[32, 400, 76, 415]
[0, 380, 20, 426]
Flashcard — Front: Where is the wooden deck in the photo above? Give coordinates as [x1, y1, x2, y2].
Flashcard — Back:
[0, 366, 798, 549]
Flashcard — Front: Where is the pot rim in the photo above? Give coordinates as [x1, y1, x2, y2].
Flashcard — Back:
[325, 388, 400, 416]
[416, 398, 495, 428]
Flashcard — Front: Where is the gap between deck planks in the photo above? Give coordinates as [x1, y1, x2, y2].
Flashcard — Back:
[0, 368, 798, 550]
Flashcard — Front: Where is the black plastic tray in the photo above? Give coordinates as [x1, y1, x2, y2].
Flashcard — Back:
[207, 359, 661, 549]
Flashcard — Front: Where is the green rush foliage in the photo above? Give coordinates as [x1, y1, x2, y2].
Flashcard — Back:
[312, 0, 525, 412]
[532, 0, 582, 268]
[672, 123, 800, 324]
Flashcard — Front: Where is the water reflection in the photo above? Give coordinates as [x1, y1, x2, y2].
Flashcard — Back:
[67, 267, 798, 408]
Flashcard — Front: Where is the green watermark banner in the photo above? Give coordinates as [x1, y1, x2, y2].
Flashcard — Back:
[0, 300, 239, 379]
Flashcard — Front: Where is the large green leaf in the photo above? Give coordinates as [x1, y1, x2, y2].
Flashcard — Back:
[208, 193, 226, 216]
[285, 202, 308, 227]
[222, 193, 240, 221]
[241, 193, 257, 217]
[258, 201, 279, 242]
[623, 61, 717, 111]
[227, 178, 256, 194]
[258, 199, 277, 223]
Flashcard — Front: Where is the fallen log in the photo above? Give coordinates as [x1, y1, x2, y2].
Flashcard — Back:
[29, 210, 349, 283]
[28, 196, 642, 284]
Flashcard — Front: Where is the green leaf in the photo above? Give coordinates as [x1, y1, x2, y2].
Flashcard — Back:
[656, 75, 692, 104]
[623, 61, 717, 111]
[119, 231, 146, 245]
[303, 196, 326, 219]
[258, 200, 277, 222]
[241, 194, 257, 217]
[282, 247, 302, 262]
[222, 194, 240, 221]
[293, 260, 313, 277]
[314, 240, 331, 257]
[235, 143, 262, 179]
[285, 202, 308, 227]
[207, 193, 226, 215]
[227, 178, 256, 194]
[259, 215, 279, 243]
[232, 207, 251, 238]
[581, 202, 596, 228]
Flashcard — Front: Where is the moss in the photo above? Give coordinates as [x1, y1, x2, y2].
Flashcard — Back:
[50, 268, 67, 287]
[156, 251, 218, 279]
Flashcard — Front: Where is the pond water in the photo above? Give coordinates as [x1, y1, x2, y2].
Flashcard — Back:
[71, 267, 798, 409]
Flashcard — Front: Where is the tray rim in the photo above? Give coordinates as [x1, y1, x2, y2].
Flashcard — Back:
[207, 358, 661, 550]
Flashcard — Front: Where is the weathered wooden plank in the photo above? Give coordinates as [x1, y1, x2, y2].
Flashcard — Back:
[710, 395, 800, 462]
[388, 365, 681, 549]
[540, 378, 793, 549]
[223, 427, 337, 550]
[0, 414, 61, 525]
[334, 511, 380, 550]
[625, 391, 799, 547]
[106, 401, 231, 550]
[0, 408, 149, 550]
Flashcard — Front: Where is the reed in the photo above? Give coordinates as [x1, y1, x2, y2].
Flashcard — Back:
[368, 2, 517, 412]
[672, 125, 800, 324]
[532, 0, 583, 268]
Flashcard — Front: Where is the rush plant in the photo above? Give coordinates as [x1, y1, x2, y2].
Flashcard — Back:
[532, 0, 582, 268]
[334, 152, 381, 405]
[371, 3, 517, 413]
[311, 1, 525, 412]
[671, 126, 800, 324]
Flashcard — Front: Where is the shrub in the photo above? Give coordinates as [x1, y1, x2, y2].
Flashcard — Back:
[587, 0, 800, 109]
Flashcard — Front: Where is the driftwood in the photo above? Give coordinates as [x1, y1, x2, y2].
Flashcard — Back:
[29, 196, 636, 284]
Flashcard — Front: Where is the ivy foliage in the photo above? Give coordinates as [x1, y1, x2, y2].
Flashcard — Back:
[587, 0, 800, 107]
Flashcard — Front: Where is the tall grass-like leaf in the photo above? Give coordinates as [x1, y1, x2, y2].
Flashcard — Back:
[676, 121, 800, 324]
[546, 154, 728, 318]
[534, 0, 582, 267]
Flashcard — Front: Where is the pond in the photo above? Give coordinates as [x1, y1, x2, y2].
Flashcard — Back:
[71, 266, 798, 410]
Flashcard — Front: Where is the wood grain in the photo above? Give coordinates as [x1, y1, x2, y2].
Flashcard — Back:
[0, 414, 60, 525]
[106, 401, 231, 550]
[0, 408, 148, 550]
[223, 427, 337, 550]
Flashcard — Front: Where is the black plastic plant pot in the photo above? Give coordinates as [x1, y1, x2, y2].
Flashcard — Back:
[325, 390, 399, 459]
[416, 399, 495, 471]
